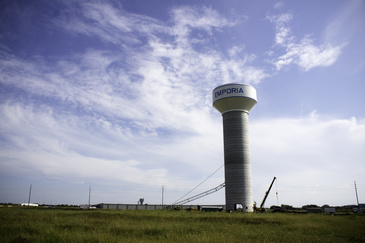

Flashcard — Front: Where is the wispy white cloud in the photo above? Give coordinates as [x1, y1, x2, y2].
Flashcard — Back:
[54, 1, 168, 45]
[1, 3, 267, 134]
[275, 38, 344, 71]
[266, 13, 293, 46]
[323, 0, 364, 43]
[273, 1, 284, 10]
[267, 13, 346, 71]
[170, 6, 236, 39]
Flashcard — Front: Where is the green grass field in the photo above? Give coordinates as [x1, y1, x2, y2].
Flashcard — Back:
[1, 207, 364, 242]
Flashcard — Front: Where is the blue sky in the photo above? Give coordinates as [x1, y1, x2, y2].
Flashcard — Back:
[0, 0, 364, 207]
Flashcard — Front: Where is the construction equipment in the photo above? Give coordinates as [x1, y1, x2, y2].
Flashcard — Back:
[171, 183, 225, 206]
[257, 177, 276, 212]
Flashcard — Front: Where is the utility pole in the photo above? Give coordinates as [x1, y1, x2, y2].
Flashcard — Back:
[88, 186, 91, 209]
[162, 185, 164, 206]
[28, 184, 32, 206]
[276, 179, 279, 205]
[354, 181, 360, 209]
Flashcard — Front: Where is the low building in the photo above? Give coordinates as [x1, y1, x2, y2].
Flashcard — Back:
[306, 207, 322, 213]
[324, 208, 336, 214]
[97, 203, 165, 210]
[97, 203, 226, 211]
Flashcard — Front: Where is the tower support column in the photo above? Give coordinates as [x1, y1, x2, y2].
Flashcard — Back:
[223, 111, 253, 212]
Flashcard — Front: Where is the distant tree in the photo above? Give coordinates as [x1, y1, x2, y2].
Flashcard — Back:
[302, 204, 318, 210]
[281, 204, 293, 210]
[270, 205, 280, 210]
[321, 204, 330, 209]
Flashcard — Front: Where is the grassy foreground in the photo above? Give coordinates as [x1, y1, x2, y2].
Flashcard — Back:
[1, 207, 365, 242]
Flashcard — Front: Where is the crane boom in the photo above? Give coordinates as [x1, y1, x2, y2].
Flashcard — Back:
[260, 177, 276, 210]
[173, 183, 225, 206]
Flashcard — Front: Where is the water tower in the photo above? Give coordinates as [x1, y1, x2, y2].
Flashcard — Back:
[212, 83, 257, 212]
